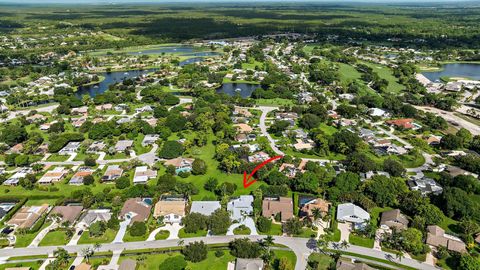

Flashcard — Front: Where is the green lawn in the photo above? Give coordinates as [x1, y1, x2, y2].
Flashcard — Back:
[123, 230, 148, 242]
[118, 250, 235, 270]
[255, 98, 295, 106]
[319, 123, 338, 136]
[15, 221, 52, 247]
[104, 152, 128, 160]
[362, 62, 405, 94]
[39, 230, 71, 246]
[331, 228, 341, 242]
[307, 253, 334, 270]
[47, 154, 69, 162]
[178, 229, 207, 238]
[295, 227, 317, 238]
[233, 226, 251, 235]
[369, 207, 392, 227]
[0, 262, 41, 270]
[78, 229, 117, 244]
[155, 230, 170, 240]
[259, 223, 283, 236]
[273, 250, 297, 269]
[349, 234, 374, 248]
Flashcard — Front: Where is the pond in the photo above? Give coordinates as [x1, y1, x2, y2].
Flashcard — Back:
[76, 68, 157, 98]
[216, 83, 261, 98]
[127, 46, 196, 55]
[422, 63, 480, 82]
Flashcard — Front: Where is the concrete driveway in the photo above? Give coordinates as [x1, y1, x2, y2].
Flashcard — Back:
[28, 221, 58, 247]
[226, 217, 258, 236]
[337, 222, 352, 243]
[112, 219, 131, 243]
[147, 223, 182, 241]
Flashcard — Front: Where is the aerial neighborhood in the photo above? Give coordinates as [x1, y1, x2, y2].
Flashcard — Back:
[0, 2, 480, 270]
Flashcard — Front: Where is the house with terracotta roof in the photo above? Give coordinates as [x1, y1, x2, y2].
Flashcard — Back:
[69, 168, 93, 185]
[262, 197, 293, 222]
[119, 198, 152, 222]
[279, 160, 307, 178]
[248, 151, 270, 163]
[74, 263, 91, 270]
[164, 157, 194, 174]
[385, 118, 421, 130]
[7, 204, 49, 229]
[426, 225, 467, 253]
[8, 143, 24, 154]
[300, 198, 330, 220]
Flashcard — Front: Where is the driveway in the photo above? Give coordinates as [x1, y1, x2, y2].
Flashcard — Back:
[337, 222, 351, 243]
[147, 223, 182, 241]
[67, 228, 84, 246]
[28, 221, 58, 247]
[112, 219, 131, 243]
[226, 217, 258, 236]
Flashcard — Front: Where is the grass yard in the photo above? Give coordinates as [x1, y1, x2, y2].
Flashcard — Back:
[0, 262, 41, 270]
[307, 253, 334, 270]
[349, 234, 374, 248]
[295, 227, 317, 238]
[233, 225, 251, 235]
[118, 250, 235, 270]
[39, 230, 71, 246]
[255, 98, 295, 106]
[362, 62, 405, 94]
[104, 152, 129, 160]
[331, 228, 341, 242]
[15, 221, 52, 248]
[155, 230, 170, 240]
[369, 207, 392, 227]
[78, 229, 117, 244]
[259, 223, 283, 236]
[123, 231, 148, 242]
[178, 229, 207, 238]
[319, 123, 338, 136]
[273, 250, 297, 269]
[46, 154, 69, 162]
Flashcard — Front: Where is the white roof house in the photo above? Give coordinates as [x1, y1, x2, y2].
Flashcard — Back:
[114, 140, 133, 152]
[142, 134, 159, 146]
[337, 203, 370, 227]
[59, 142, 81, 155]
[133, 166, 157, 184]
[227, 195, 254, 221]
[190, 201, 221, 216]
[369, 108, 389, 118]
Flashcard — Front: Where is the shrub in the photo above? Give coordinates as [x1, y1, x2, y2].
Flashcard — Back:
[182, 241, 208, 262]
[129, 221, 147, 237]
[159, 255, 187, 270]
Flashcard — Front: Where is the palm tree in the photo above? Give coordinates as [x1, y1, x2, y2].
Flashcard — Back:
[311, 208, 322, 222]
[316, 234, 331, 253]
[177, 239, 185, 247]
[261, 235, 274, 252]
[395, 250, 405, 262]
[53, 248, 70, 267]
[93, 243, 102, 252]
[81, 247, 94, 263]
[340, 240, 350, 250]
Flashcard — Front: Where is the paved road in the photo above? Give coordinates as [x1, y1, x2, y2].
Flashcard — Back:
[257, 106, 284, 156]
[1, 104, 59, 123]
[415, 106, 480, 135]
[0, 235, 438, 270]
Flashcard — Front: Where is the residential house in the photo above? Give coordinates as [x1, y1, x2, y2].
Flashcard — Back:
[190, 201, 221, 216]
[142, 134, 159, 146]
[369, 108, 389, 118]
[234, 107, 253, 118]
[426, 225, 467, 253]
[7, 204, 49, 229]
[380, 209, 409, 231]
[164, 157, 194, 174]
[235, 133, 248, 143]
[72, 116, 87, 128]
[38, 167, 68, 184]
[337, 203, 370, 229]
[69, 168, 93, 185]
[71, 106, 88, 115]
[300, 198, 330, 220]
[8, 143, 24, 154]
[262, 197, 293, 222]
[26, 114, 46, 123]
[235, 258, 264, 270]
[133, 166, 157, 184]
[336, 260, 375, 270]
[386, 118, 420, 130]
[114, 140, 133, 152]
[77, 209, 111, 229]
[293, 138, 315, 151]
[39, 121, 56, 131]
[4, 167, 33, 186]
[95, 104, 113, 111]
[116, 118, 131, 125]
[153, 197, 186, 223]
[279, 160, 306, 178]
[119, 198, 152, 222]
[408, 178, 443, 196]
[102, 165, 123, 182]
[360, 171, 391, 181]
[59, 142, 81, 155]
[234, 123, 253, 133]
[135, 105, 153, 113]
[248, 151, 270, 163]
[227, 195, 254, 221]
[445, 165, 479, 178]
[49, 205, 83, 224]
[426, 135, 442, 146]
[87, 141, 106, 153]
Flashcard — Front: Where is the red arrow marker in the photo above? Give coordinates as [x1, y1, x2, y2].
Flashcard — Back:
[243, 155, 283, 188]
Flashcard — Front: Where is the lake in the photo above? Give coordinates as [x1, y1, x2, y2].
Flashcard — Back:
[216, 83, 261, 98]
[76, 69, 157, 98]
[422, 63, 480, 82]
